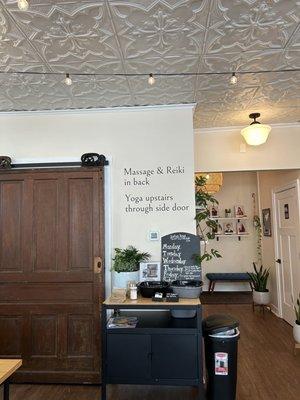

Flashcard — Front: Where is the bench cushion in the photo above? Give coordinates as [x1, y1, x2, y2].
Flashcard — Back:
[206, 273, 250, 281]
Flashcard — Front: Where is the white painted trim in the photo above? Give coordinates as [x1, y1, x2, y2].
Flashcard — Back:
[0, 103, 196, 117]
[272, 179, 300, 320]
[194, 122, 300, 135]
[270, 304, 280, 317]
[104, 159, 113, 298]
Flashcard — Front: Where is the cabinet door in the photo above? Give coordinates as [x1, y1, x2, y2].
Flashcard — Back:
[151, 334, 198, 379]
[107, 334, 151, 380]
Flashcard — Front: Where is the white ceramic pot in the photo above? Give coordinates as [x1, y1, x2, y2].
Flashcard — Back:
[293, 323, 300, 344]
[253, 290, 270, 305]
[112, 271, 139, 289]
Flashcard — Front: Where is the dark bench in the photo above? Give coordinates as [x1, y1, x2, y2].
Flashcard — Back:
[206, 272, 253, 293]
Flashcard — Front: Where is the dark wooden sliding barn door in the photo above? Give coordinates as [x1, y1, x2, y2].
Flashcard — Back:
[0, 168, 104, 383]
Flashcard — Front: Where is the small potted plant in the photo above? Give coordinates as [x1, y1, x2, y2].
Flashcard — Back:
[292, 293, 300, 343]
[248, 263, 270, 305]
[225, 208, 232, 218]
[112, 246, 150, 288]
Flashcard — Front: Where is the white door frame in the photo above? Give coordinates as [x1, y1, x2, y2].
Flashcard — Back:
[272, 179, 300, 319]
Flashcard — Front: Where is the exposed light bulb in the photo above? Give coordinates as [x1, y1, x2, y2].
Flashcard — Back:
[230, 72, 238, 85]
[18, 0, 29, 11]
[64, 73, 72, 86]
[148, 73, 155, 85]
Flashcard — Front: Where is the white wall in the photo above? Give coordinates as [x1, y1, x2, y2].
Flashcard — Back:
[201, 172, 258, 291]
[0, 105, 196, 293]
[195, 124, 300, 172]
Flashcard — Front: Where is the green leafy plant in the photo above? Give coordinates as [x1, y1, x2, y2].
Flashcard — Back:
[112, 246, 150, 273]
[248, 262, 270, 292]
[195, 175, 222, 263]
[253, 215, 262, 264]
[292, 293, 300, 325]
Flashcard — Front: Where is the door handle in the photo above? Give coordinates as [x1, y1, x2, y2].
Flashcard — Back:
[94, 256, 102, 274]
[276, 259, 281, 264]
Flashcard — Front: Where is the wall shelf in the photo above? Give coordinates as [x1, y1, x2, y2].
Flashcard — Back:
[210, 217, 248, 221]
[215, 234, 250, 241]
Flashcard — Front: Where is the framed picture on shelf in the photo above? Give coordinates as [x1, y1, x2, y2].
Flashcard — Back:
[212, 223, 223, 235]
[139, 262, 161, 282]
[234, 205, 247, 218]
[223, 222, 235, 235]
[210, 206, 219, 218]
[262, 208, 272, 237]
[236, 221, 247, 234]
[216, 223, 223, 235]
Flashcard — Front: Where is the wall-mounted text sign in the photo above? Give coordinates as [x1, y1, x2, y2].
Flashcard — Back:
[161, 232, 201, 282]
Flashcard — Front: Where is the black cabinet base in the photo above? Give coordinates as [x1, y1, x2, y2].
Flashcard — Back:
[102, 303, 205, 400]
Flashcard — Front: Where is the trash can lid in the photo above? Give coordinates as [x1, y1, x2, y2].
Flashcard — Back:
[202, 314, 239, 335]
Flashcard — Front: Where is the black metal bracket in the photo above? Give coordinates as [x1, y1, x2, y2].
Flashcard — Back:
[8, 154, 109, 169]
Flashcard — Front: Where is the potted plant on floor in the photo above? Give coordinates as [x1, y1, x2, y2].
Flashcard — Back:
[248, 263, 270, 305]
[292, 293, 300, 343]
[112, 246, 150, 288]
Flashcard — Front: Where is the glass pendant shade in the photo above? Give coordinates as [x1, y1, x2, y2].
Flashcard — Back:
[241, 113, 271, 146]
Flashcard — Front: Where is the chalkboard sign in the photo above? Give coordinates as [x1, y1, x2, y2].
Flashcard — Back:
[161, 232, 201, 282]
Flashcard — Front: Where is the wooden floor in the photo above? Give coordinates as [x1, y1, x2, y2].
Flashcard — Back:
[2, 304, 300, 400]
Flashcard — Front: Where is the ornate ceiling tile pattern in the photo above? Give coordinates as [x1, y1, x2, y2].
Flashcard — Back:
[0, 0, 299, 128]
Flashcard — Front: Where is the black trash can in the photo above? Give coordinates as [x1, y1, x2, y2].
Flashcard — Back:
[203, 314, 240, 400]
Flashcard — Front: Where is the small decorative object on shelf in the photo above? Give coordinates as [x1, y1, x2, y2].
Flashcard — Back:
[225, 208, 232, 218]
[210, 205, 219, 218]
[235, 205, 247, 218]
[236, 221, 247, 234]
[224, 222, 235, 235]
[0, 156, 12, 169]
[129, 282, 138, 300]
[81, 153, 107, 167]
[139, 261, 161, 282]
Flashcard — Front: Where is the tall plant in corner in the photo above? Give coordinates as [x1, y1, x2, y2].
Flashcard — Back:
[195, 175, 221, 263]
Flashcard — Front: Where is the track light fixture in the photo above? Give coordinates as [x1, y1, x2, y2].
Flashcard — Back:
[18, 0, 29, 11]
[148, 73, 155, 85]
[64, 73, 72, 86]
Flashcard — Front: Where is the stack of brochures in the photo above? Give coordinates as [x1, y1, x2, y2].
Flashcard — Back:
[107, 316, 138, 329]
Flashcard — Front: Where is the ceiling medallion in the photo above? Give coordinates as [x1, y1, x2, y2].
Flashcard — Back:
[241, 113, 271, 146]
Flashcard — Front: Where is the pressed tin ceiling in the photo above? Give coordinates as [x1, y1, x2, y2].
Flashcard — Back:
[0, 0, 299, 128]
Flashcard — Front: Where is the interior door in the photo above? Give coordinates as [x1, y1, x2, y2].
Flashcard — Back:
[0, 168, 104, 383]
[274, 183, 300, 325]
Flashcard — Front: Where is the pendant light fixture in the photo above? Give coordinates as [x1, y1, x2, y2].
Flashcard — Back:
[241, 113, 271, 146]
[64, 73, 72, 86]
[18, 0, 29, 11]
[148, 73, 155, 85]
[230, 72, 238, 85]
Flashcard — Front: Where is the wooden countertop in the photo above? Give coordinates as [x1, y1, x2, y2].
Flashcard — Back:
[103, 296, 201, 307]
[0, 359, 22, 384]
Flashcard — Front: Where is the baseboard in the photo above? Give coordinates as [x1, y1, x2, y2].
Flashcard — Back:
[270, 303, 280, 317]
